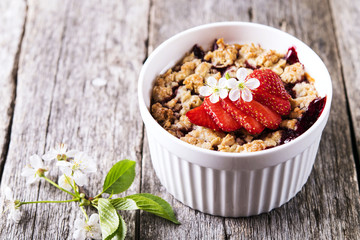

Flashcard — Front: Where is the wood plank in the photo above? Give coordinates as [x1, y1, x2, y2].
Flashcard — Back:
[148, 0, 252, 51]
[141, 0, 360, 239]
[0, 0, 149, 239]
[0, 0, 26, 176]
[225, 0, 360, 239]
[140, 0, 251, 239]
[329, 0, 360, 167]
[0, 0, 69, 238]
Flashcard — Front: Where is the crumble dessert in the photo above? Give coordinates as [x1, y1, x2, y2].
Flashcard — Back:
[150, 39, 325, 153]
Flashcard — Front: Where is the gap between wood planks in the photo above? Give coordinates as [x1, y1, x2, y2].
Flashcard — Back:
[327, 0, 360, 192]
[0, 0, 28, 184]
[135, 1, 153, 239]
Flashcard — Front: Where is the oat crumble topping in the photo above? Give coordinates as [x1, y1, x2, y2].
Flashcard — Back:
[150, 39, 320, 153]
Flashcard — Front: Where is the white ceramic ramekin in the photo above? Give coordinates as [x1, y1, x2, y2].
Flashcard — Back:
[138, 22, 332, 217]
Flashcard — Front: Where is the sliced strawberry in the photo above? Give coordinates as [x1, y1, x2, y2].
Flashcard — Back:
[253, 91, 291, 115]
[221, 98, 265, 134]
[248, 69, 290, 100]
[203, 97, 241, 132]
[234, 99, 282, 129]
[186, 104, 220, 131]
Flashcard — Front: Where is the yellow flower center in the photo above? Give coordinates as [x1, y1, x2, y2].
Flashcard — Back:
[238, 82, 245, 89]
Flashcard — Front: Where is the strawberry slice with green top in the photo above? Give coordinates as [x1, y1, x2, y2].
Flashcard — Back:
[203, 97, 241, 132]
[249, 69, 291, 100]
[234, 98, 282, 129]
[186, 104, 220, 131]
[220, 98, 265, 134]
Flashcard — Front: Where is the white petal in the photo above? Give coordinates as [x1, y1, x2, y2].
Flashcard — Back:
[88, 214, 100, 225]
[42, 154, 55, 162]
[199, 86, 213, 96]
[218, 78, 227, 88]
[82, 161, 97, 173]
[56, 161, 72, 168]
[26, 176, 39, 185]
[87, 227, 102, 240]
[66, 150, 79, 158]
[73, 229, 86, 240]
[21, 167, 36, 177]
[42, 149, 57, 162]
[206, 77, 217, 87]
[236, 68, 248, 81]
[88, 230, 102, 240]
[241, 88, 253, 102]
[73, 171, 87, 186]
[4, 187, 14, 201]
[58, 175, 73, 191]
[226, 78, 238, 89]
[9, 208, 22, 223]
[219, 88, 228, 99]
[209, 94, 220, 103]
[61, 167, 72, 176]
[74, 218, 86, 229]
[56, 143, 68, 154]
[73, 152, 84, 161]
[56, 161, 72, 175]
[29, 154, 43, 169]
[245, 78, 260, 89]
[229, 89, 240, 101]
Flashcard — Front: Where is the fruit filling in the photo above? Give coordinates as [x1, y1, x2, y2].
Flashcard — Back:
[150, 39, 325, 153]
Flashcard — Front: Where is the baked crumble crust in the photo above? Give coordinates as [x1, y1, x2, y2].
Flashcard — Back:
[150, 39, 319, 152]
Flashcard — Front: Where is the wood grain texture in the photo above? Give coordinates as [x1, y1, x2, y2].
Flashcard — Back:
[0, 0, 359, 239]
[0, 0, 69, 238]
[0, 0, 149, 239]
[329, 0, 360, 163]
[0, 0, 26, 176]
[225, 0, 360, 239]
[148, 0, 252, 52]
[141, 0, 360, 239]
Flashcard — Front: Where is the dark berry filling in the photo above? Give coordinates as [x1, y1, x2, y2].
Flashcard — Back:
[285, 46, 300, 65]
[212, 39, 219, 51]
[192, 44, 205, 60]
[281, 96, 326, 144]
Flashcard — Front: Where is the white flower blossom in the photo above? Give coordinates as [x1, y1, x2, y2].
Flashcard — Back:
[0, 187, 22, 223]
[73, 214, 102, 240]
[227, 68, 260, 102]
[58, 174, 75, 191]
[57, 152, 97, 186]
[199, 76, 228, 103]
[21, 154, 48, 185]
[42, 143, 78, 162]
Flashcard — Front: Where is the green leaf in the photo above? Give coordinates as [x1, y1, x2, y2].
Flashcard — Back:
[110, 198, 138, 210]
[98, 198, 120, 240]
[109, 213, 127, 240]
[103, 159, 136, 194]
[124, 193, 180, 224]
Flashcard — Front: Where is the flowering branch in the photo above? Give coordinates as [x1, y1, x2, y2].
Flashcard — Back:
[0, 144, 179, 240]
[19, 198, 80, 205]
[42, 176, 78, 198]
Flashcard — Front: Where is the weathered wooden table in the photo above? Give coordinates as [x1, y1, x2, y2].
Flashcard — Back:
[1, 0, 360, 239]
